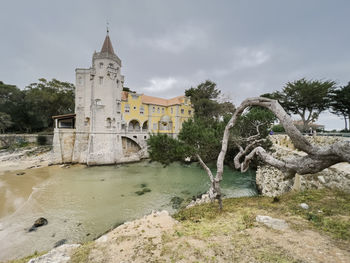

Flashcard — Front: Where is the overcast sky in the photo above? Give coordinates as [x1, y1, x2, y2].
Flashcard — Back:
[1, 0, 349, 130]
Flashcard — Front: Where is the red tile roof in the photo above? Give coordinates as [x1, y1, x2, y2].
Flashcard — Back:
[122, 91, 185, 106]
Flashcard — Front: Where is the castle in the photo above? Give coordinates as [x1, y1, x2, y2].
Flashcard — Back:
[52, 33, 193, 165]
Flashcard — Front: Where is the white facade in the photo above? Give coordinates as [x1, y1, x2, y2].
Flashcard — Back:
[53, 34, 147, 164]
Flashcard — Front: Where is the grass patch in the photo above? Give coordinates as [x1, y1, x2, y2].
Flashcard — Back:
[69, 242, 94, 263]
[4, 251, 46, 263]
[174, 188, 350, 241]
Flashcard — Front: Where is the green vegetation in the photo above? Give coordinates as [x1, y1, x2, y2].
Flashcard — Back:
[69, 242, 94, 263]
[330, 82, 350, 131]
[0, 79, 74, 133]
[264, 78, 336, 131]
[272, 124, 285, 133]
[148, 80, 274, 167]
[175, 188, 350, 241]
[5, 250, 47, 263]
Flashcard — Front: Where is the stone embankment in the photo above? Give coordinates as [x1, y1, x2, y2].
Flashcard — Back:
[0, 146, 52, 174]
[0, 134, 53, 148]
[256, 135, 350, 196]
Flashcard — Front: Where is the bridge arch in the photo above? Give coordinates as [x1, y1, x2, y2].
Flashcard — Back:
[121, 136, 141, 156]
[142, 120, 148, 131]
[128, 119, 140, 132]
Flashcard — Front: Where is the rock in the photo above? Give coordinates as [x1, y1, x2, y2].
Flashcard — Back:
[300, 203, 309, 210]
[142, 187, 151, 193]
[318, 175, 326, 184]
[256, 135, 350, 196]
[170, 196, 184, 209]
[28, 217, 48, 232]
[28, 244, 80, 263]
[272, 197, 280, 203]
[140, 183, 147, 188]
[186, 193, 211, 208]
[256, 215, 288, 230]
[135, 187, 151, 195]
[16, 172, 25, 176]
[54, 239, 67, 248]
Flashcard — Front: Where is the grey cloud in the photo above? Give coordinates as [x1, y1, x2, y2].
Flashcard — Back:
[0, 0, 349, 129]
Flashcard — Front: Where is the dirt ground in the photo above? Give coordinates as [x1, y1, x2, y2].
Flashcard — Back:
[68, 204, 350, 263]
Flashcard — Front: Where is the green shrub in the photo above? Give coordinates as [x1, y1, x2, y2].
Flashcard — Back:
[272, 124, 285, 133]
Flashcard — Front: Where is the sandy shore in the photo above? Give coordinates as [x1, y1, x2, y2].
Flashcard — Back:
[0, 146, 52, 175]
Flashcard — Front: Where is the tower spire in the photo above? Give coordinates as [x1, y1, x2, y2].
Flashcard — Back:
[106, 21, 109, 35]
[100, 27, 115, 55]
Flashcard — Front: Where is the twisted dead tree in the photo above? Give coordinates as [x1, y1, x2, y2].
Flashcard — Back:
[197, 97, 350, 209]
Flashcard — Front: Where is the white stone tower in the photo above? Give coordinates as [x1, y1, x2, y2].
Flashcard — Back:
[72, 31, 125, 164]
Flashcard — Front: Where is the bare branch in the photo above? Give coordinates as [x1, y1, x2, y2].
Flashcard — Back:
[196, 154, 214, 182]
[218, 97, 350, 180]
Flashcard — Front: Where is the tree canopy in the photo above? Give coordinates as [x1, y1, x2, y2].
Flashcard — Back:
[0, 79, 74, 132]
[330, 82, 350, 131]
[266, 78, 336, 131]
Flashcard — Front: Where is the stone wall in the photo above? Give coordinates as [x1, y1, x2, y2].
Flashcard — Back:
[256, 135, 350, 196]
[52, 129, 149, 165]
[0, 134, 53, 148]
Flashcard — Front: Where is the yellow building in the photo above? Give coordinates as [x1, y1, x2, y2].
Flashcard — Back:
[52, 32, 193, 164]
[121, 91, 193, 136]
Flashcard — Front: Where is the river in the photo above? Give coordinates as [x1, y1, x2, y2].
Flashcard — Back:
[0, 161, 257, 261]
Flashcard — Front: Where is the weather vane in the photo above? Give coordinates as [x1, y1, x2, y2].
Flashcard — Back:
[106, 20, 109, 34]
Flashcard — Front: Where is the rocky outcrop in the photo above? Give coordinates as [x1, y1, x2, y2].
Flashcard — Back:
[256, 215, 288, 230]
[186, 193, 211, 208]
[28, 244, 80, 263]
[256, 135, 350, 196]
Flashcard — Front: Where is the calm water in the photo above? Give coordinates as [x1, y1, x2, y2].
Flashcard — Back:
[0, 161, 256, 260]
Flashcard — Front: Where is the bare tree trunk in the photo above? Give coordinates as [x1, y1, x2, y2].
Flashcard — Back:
[196, 154, 223, 209]
[197, 97, 350, 210]
[222, 97, 350, 177]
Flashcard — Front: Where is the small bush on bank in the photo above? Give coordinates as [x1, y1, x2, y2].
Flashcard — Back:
[272, 124, 285, 133]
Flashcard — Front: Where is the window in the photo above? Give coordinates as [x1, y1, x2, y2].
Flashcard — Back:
[181, 109, 184, 114]
[188, 110, 192, 115]
[157, 107, 160, 113]
[152, 107, 155, 113]
[125, 104, 130, 113]
[133, 106, 137, 110]
[140, 106, 144, 115]
[106, 118, 112, 128]
[95, 99, 102, 106]
[99, 76, 103, 85]
[171, 108, 173, 114]
[99, 62, 103, 69]
[161, 108, 164, 114]
[153, 123, 157, 130]
[116, 100, 121, 113]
